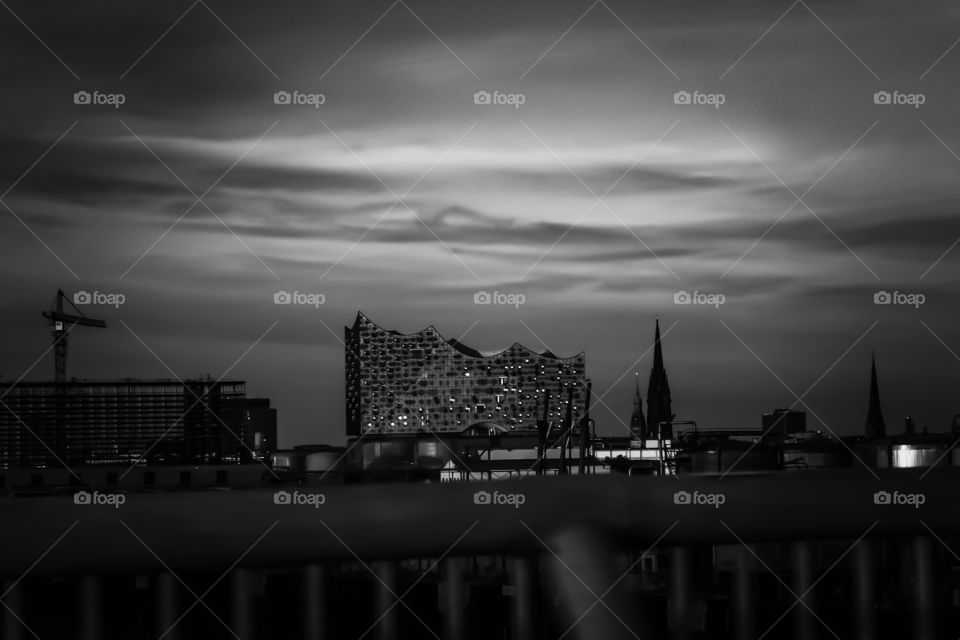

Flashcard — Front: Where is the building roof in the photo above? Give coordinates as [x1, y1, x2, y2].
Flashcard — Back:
[349, 311, 584, 360]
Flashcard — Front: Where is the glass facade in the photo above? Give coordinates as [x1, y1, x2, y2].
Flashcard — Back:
[345, 313, 586, 435]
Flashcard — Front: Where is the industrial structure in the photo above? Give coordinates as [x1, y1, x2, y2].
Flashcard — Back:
[0, 379, 276, 469]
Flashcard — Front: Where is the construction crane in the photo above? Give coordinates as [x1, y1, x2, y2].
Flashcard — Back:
[41, 289, 106, 463]
[42, 289, 107, 383]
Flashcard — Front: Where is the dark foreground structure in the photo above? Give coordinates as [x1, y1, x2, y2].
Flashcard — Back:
[2, 468, 959, 639]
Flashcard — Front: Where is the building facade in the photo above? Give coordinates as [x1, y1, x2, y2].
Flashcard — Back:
[345, 312, 587, 436]
[0, 379, 274, 468]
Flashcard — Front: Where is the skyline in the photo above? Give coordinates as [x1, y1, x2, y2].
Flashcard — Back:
[2, 0, 960, 446]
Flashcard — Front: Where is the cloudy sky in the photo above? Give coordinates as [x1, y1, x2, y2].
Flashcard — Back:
[2, 0, 960, 446]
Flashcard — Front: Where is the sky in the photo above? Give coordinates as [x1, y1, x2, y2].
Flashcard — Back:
[2, 0, 960, 446]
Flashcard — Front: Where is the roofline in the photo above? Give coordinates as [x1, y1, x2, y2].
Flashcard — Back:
[349, 311, 585, 361]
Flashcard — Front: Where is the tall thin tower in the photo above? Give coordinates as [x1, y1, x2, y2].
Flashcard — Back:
[864, 353, 886, 439]
[630, 374, 647, 439]
[646, 319, 674, 439]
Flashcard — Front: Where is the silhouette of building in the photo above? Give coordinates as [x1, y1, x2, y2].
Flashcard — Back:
[0, 379, 274, 468]
[864, 353, 886, 439]
[344, 312, 586, 435]
[629, 374, 647, 439]
[761, 408, 807, 439]
[645, 319, 674, 439]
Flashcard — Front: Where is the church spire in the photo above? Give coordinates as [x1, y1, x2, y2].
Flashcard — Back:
[630, 373, 647, 438]
[646, 319, 674, 439]
[865, 352, 886, 439]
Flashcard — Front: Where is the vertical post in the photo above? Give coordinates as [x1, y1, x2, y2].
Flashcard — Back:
[791, 541, 815, 640]
[549, 526, 640, 639]
[912, 536, 936, 640]
[732, 545, 754, 640]
[303, 564, 327, 639]
[156, 572, 179, 640]
[79, 576, 102, 640]
[510, 556, 534, 640]
[852, 539, 876, 640]
[441, 557, 465, 640]
[230, 568, 255, 639]
[373, 561, 398, 640]
[2, 580, 25, 640]
[669, 546, 693, 640]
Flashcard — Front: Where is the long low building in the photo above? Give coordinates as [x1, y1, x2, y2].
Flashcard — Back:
[0, 379, 276, 468]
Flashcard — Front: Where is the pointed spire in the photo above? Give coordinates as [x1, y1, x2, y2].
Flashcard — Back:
[646, 319, 674, 439]
[864, 352, 886, 439]
[652, 318, 665, 372]
[630, 373, 647, 438]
